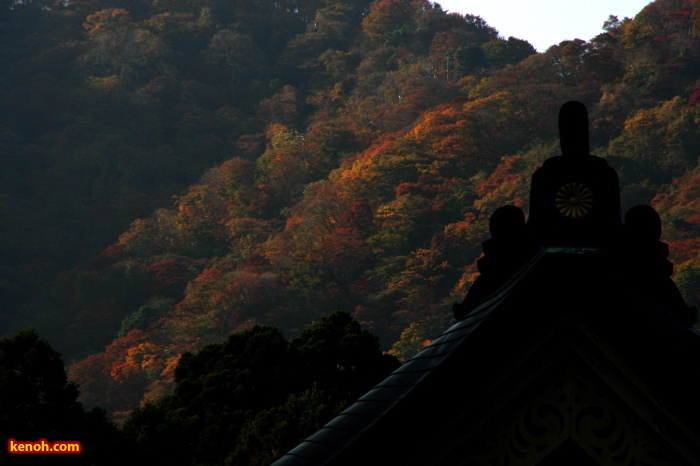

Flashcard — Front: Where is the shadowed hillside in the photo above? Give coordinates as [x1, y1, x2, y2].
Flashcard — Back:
[2, 0, 700, 422]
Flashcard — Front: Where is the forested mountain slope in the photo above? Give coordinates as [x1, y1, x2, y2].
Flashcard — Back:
[3, 0, 700, 421]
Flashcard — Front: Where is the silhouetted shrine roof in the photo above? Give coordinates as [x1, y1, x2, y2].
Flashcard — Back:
[272, 102, 700, 465]
[273, 247, 700, 465]
[272, 249, 545, 465]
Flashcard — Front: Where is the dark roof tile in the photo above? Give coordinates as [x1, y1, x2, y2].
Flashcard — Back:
[323, 412, 379, 432]
[392, 354, 445, 373]
[305, 427, 356, 447]
[356, 384, 413, 402]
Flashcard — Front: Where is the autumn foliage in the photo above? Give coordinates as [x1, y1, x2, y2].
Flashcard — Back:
[2, 0, 700, 427]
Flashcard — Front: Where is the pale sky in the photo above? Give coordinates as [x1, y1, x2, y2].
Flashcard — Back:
[434, 0, 653, 52]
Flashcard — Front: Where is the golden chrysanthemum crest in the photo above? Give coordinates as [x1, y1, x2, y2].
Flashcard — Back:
[556, 183, 594, 219]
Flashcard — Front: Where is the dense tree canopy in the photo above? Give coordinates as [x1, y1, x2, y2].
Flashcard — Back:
[120, 311, 399, 465]
[0, 329, 125, 464]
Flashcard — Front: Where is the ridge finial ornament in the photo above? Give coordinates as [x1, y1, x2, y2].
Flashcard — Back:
[527, 101, 622, 246]
[559, 100, 590, 157]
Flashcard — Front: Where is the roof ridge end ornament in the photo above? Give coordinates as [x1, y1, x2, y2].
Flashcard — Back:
[454, 101, 696, 326]
[527, 100, 622, 248]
